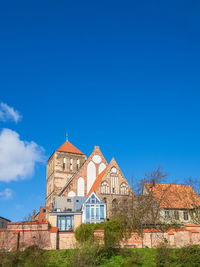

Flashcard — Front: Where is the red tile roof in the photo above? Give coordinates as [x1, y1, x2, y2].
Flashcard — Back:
[57, 141, 85, 155]
[144, 183, 200, 209]
[87, 169, 107, 196]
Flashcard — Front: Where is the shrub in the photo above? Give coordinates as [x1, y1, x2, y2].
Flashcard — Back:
[103, 218, 128, 249]
[119, 249, 143, 266]
[66, 241, 108, 267]
[75, 223, 97, 244]
[0, 251, 20, 267]
[156, 242, 172, 267]
[176, 245, 200, 267]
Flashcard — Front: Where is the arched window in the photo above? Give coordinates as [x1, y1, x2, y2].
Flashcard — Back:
[77, 177, 85, 196]
[111, 174, 119, 194]
[112, 199, 118, 209]
[87, 161, 96, 193]
[120, 183, 128, 195]
[101, 181, 109, 194]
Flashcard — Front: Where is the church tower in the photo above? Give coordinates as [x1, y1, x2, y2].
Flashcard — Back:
[45, 140, 87, 206]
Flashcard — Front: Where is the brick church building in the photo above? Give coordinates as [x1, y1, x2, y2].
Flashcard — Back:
[41, 140, 133, 231]
[2, 139, 200, 250]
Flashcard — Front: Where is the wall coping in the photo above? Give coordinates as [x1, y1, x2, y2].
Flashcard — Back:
[8, 222, 48, 225]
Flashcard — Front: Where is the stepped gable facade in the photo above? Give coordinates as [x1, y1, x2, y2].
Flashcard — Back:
[88, 158, 133, 217]
[58, 145, 108, 198]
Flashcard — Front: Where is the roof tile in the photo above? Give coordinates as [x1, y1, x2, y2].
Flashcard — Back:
[57, 141, 85, 155]
[144, 183, 200, 209]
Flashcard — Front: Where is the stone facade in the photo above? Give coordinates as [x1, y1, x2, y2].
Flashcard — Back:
[46, 150, 87, 206]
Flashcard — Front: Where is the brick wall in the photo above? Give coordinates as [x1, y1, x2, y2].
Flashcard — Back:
[2, 221, 200, 251]
[94, 226, 200, 248]
[0, 222, 50, 251]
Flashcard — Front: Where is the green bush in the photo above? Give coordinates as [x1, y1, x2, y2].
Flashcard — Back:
[156, 242, 173, 267]
[119, 249, 143, 266]
[103, 218, 127, 249]
[66, 241, 108, 267]
[75, 223, 98, 244]
[0, 246, 50, 267]
[176, 245, 200, 267]
[0, 251, 21, 267]
[75, 218, 129, 251]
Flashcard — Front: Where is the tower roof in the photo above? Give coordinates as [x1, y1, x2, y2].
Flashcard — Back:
[57, 141, 85, 155]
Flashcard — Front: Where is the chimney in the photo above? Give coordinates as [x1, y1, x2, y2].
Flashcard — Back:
[32, 209, 36, 221]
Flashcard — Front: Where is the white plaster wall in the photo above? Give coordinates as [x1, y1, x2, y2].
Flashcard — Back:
[87, 161, 96, 193]
[98, 162, 106, 174]
[68, 191, 76, 197]
[77, 177, 85, 196]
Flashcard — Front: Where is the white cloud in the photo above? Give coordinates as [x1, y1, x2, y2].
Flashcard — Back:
[0, 188, 13, 199]
[0, 102, 22, 123]
[0, 128, 45, 182]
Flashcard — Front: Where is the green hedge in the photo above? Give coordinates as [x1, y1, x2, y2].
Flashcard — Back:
[75, 218, 129, 248]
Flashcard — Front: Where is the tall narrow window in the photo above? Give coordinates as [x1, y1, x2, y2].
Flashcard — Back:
[91, 206, 95, 219]
[100, 205, 104, 220]
[111, 174, 119, 194]
[77, 159, 80, 170]
[70, 158, 73, 171]
[96, 207, 99, 219]
[184, 211, 189, 220]
[63, 158, 66, 170]
[86, 205, 90, 221]
[174, 210, 179, 220]
[165, 210, 170, 219]
[120, 183, 128, 195]
[101, 181, 109, 194]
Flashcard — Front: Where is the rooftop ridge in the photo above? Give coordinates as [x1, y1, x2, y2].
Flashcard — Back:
[57, 140, 85, 155]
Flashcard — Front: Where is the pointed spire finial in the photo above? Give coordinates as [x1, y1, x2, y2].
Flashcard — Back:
[66, 132, 68, 142]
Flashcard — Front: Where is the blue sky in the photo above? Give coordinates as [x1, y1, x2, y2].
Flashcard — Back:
[1, 0, 200, 221]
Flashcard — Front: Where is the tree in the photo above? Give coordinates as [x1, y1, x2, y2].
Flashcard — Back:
[110, 167, 179, 231]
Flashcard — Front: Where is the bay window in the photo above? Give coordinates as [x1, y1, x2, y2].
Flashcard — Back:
[57, 216, 74, 231]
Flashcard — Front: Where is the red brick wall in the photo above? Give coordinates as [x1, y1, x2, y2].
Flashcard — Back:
[0, 222, 50, 251]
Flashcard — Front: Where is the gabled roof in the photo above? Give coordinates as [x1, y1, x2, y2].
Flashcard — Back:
[87, 169, 107, 196]
[0, 216, 11, 222]
[57, 141, 85, 155]
[86, 191, 101, 203]
[144, 183, 200, 209]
